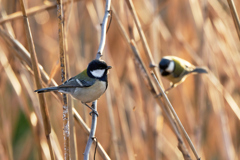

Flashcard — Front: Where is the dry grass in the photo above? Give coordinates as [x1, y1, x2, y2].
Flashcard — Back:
[0, 0, 240, 160]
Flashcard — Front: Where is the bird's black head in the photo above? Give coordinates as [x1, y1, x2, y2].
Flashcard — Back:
[159, 58, 174, 76]
[159, 58, 171, 70]
[87, 60, 112, 80]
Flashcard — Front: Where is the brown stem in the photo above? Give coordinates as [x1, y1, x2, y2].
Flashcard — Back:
[56, 0, 69, 159]
[19, 0, 55, 159]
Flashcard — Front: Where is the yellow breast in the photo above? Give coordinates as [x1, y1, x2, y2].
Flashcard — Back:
[164, 73, 188, 86]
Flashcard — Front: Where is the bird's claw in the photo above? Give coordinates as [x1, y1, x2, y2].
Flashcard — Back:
[155, 93, 162, 98]
[82, 102, 99, 117]
[92, 136, 97, 141]
[89, 109, 99, 117]
[155, 91, 169, 98]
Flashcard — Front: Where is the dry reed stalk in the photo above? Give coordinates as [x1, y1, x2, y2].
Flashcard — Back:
[19, 71, 64, 160]
[56, 0, 70, 159]
[151, 72, 200, 160]
[9, 64, 44, 159]
[66, 54, 77, 160]
[0, 0, 81, 24]
[227, 0, 240, 40]
[105, 89, 121, 160]
[111, 6, 192, 159]
[125, 0, 162, 87]
[0, 28, 63, 160]
[124, 2, 193, 157]
[18, 0, 55, 159]
[131, 41, 192, 160]
[0, 27, 110, 159]
[114, 2, 199, 159]
[0, 28, 58, 88]
[111, 6, 155, 91]
[158, 133, 183, 159]
[0, 49, 22, 160]
[0, 4, 15, 37]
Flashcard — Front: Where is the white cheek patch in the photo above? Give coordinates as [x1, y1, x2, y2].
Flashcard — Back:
[90, 69, 105, 78]
[165, 61, 175, 72]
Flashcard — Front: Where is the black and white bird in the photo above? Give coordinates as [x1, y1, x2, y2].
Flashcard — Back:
[35, 59, 112, 114]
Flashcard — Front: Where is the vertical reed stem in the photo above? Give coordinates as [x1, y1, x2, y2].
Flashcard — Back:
[19, 0, 55, 159]
[56, 0, 69, 159]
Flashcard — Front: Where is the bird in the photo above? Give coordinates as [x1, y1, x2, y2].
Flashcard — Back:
[159, 56, 207, 92]
[35, 59, 112, 115]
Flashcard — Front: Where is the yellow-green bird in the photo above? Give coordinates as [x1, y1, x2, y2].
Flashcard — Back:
[159, 56, 207, 92]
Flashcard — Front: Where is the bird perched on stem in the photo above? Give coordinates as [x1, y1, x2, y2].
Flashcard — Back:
[159, 56, 207, 92]
[35, 59, 112, 115]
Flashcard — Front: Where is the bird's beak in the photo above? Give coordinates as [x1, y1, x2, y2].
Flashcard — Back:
[107, 66, 112, 69]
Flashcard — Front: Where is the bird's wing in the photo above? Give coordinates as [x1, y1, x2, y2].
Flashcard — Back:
[179, 58, 196, 75]
[171, 57, 195, 77]
[59, 69, 96, 88]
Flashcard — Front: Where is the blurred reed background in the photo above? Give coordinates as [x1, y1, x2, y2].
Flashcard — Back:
[0, 0, 240, 159]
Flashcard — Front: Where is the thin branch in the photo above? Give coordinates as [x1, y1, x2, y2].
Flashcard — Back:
[0, 0, 81, 24]
[84, 101, 98, 160]
[96, 0, 111, 60]
[227, 0, 240, 40]
[84, 0, 111, 159]
[18, 0, 55, 159]
[56, 0, 69, 159]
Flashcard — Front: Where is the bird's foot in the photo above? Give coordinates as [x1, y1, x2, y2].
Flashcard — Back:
[155, 91, 169, 98]
[155, 93, 162, 98]
[89, 109, 99, 117]
[82, 103, 99, 117]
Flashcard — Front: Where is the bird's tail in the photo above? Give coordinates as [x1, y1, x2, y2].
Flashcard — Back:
[35, 87, 59, 93]
[191, 67, 208, 74]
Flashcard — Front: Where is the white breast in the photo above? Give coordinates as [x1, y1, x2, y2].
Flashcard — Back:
[71, 80, 107, 103]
